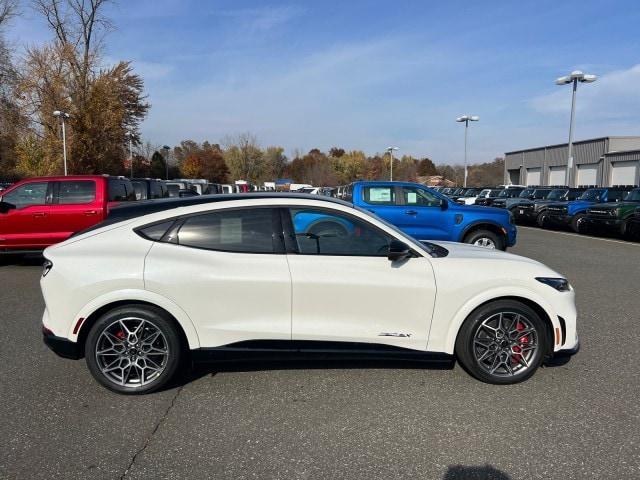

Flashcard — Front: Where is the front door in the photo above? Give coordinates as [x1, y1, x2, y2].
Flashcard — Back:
[0, 181, 54, 249]
[284, 206, 436, 351]
[394, 185, 452, 241]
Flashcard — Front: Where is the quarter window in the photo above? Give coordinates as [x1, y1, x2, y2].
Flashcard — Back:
[289, 208, 392, 256]
[176, 208, 275, 253]
[401, 186, 440, 206]
[58, 180, 96, 204]
[1, 182, 48, 209]
[362, 186, 396, 205]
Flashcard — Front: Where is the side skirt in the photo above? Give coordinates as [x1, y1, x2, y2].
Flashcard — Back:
[191, 340, 454, 366]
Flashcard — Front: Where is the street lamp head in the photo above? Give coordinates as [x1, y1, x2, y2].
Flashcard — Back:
[162, 145, 170, 150]
[386, 146, 399, 151]
[555, 76, 572, 85]
[456, 116, 468, 122]
[53, 110, 70, 118]
[556, 70, 597, 85]
[581, 74, 597, 83]
[469, 115, 479, 121]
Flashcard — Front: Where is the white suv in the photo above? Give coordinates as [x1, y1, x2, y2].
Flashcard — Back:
[41, 194, 579, 394]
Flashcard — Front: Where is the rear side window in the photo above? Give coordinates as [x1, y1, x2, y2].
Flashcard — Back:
[137, 220, 175, 241]
[176, 208, 275, 253]
[108, 179, 136, 202]
[57, 180, 96, 204]
[132, 181, 147, 200]
[149, 181, 163, 199]
[362, 186, 396, 205]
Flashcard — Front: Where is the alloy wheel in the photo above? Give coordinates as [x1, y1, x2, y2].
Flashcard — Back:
[473, 237, 496, 249]
[472, 311, 538, 377]
[95, 317, 169, 388]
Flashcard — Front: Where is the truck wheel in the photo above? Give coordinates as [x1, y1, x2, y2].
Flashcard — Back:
[570, 213, 587, 233]
[464, 229, 504, 250]
[536, 211, 548, 228]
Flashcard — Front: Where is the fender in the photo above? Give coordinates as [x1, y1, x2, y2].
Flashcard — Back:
[69, 289, 201, 349]
[434, 285, 561, 355]
[458, 219, 507, 241]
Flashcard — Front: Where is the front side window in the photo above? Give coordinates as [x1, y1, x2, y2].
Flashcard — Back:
[608, 190, 629, 202]
[401, 186, 440, 207]
[519, 189, 534, 198]
[289, 208, 392, 256]
[176, 208, 275, 253]
[362, 186, 396, 205]
[2, 182, 48, 209]
[546, 189, 568, 201]
[624, 189, 640, 202]
[57, 180, 96, 204]
[579, 189, 603, 201]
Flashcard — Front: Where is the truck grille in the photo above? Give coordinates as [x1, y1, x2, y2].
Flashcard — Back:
[547, 206, 567, 215]
[519, 204, 534, 211]
[493, 200, 506, 208]
[587, 208, 615, 218]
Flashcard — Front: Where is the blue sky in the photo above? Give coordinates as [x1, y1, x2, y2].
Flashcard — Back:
[7, 0, 640, 163]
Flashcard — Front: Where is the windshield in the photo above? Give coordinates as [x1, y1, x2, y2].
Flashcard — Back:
[624, 189, 640, 202]
[532, 189, 552, 199]
[546, 189, 568, 200]
[464, 189, 479, 197]
[489, 190, 502, 196]
[579, 189, 603, 201]
[518, 189, 534, 198]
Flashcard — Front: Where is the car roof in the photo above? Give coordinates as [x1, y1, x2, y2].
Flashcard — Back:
[107, 193, 352, 222]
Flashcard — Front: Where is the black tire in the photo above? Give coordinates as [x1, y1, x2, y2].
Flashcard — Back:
[85, 305, 183, 395]
[570, 213, 587, 233]
[463, 229, 504, 250]
[455, 300, 550, 384]
[536, 210, 549, 228]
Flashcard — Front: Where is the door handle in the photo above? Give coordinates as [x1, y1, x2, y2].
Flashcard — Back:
[32, 212, 47, 218]
[84, 210, 98, 215]
[405, 210, 418, 215]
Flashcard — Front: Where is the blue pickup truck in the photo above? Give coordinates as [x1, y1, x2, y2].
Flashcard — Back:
[545, 185, 636, 232]
[297, 181, 516, 250]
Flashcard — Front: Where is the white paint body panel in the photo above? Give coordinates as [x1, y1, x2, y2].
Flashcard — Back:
[41, 197, 578, 357]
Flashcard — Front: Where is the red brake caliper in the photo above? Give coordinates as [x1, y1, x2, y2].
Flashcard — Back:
[511, 321, 528, 365]
[116, 330, 126, 341]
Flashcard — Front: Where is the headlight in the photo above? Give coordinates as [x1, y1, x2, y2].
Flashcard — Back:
[536, 277, 570, 291]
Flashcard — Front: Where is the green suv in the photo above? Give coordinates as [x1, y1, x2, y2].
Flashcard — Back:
[584, 188, 640, 237]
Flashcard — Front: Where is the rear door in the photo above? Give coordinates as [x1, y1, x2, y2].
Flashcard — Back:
[0, 181, 53, 249]
[393, 185, 452, 240]
[48, 179, 104, 242]
[144, 207, 292, 347]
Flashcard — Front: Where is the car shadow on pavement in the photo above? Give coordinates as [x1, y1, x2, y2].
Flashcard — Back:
[164, 356, 456, 391]
[0, 253, 44, 266]
[443, 464, 511, 480]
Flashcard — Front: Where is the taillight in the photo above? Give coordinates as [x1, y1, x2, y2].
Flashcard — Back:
[42, 259, 53, 277]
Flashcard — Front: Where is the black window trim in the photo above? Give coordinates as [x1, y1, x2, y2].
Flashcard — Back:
[52, 179, 97, 205]
[397, 185, 441, 207]
[134, 205, 286, 255]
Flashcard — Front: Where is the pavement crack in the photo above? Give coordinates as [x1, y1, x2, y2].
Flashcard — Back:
[120, 386, 183, 479]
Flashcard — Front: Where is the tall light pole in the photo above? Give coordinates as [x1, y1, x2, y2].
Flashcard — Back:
[555, 70, 597, 186]
[53, 110, 71, 176]
[456, 115, 479, 188]
[125, 130, 134, 178]
[386, 146, 399, 181]
[162, 145, 170, 180]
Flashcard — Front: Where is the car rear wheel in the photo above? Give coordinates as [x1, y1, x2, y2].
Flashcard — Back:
[455, 300, 549, 384]
[85, 305, 183, 394]
[463, 229, 504, 250]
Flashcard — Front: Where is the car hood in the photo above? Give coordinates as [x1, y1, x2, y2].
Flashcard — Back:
[588, 201, 639, 210]
[429, 241, 544, 266]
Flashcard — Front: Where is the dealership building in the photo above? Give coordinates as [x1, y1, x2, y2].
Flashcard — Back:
[504, 136, 640, 187]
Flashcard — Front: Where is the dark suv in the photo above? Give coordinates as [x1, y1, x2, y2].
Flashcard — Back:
[545, 186, 636, 232]
[131, 178, 169, 200]
[492, 187, 550, 212]
[584, 188, 640, 236]
[513, 187, 586, 226]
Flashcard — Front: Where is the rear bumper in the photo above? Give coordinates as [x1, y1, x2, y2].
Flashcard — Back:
[42, 326, 80, 359]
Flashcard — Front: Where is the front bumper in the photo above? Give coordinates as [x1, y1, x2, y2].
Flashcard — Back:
[584, 217, 623, 229]
[42, 326, 80, 359]
[553, 337, 580, 358]
[546, 213, 571, 225]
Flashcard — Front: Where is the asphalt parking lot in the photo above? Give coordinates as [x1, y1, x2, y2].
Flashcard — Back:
[1, 227, 639, 480]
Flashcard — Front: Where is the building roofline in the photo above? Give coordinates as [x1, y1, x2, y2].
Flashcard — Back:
[504, 136, 640, 155]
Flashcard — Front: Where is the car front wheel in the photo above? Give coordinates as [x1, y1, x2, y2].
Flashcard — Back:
[85, 305, 183, 394]
[455, 300, 549, 384]
[463, 229, 504, 250]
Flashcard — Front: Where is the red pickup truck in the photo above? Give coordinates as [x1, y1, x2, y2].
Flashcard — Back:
[0, 175, 136, 253]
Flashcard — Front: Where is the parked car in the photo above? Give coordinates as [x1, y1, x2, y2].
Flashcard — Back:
[40, 193, 578, 393]
[545, 185, 636, 233]
[584, 188, 640, 236]
[629, 206, 640, 238]
[167, 184, 199, 198]
[492, 187, 551, 215]
[131, 178, 169, 200]
[0, 175, 135, 253]
[474, 189, 504, 206]
[456, 188, 488, 205]
[340, 181, 516, 250]
[513, 187, 586, 226]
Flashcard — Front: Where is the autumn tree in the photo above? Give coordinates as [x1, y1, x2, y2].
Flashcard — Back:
[0, 0, 21, 175]
[417, 157, 437, 176]
[150, 151, 167, 179]
[262, 146, 287, 180]
[222, 133, 264, 182]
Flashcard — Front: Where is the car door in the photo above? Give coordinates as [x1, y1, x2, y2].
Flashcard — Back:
[143, 207, 292, 347]
[393, 185, 452, 240]
[48, 179, 103, 243]
[284, 206, 436, 351]
[0, 181, 53, 249]
[357, 184, 402, 225]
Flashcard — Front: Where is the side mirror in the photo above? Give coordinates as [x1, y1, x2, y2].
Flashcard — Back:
[0, 201, 15, 214]
[440, 198, 449, 210]
[388, 239, 412, 261]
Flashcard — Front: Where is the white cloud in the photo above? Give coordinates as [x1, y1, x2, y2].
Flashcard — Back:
[530, 64, 640, 120]
[219, 5, 303, 33]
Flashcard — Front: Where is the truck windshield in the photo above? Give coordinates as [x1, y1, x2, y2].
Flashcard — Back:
[518, 189, 534, 198]
[464, 189, 479, 197]
[624, 189, 640, 202]
[579, 189, 603, 201]
[546, 189, 568, 201]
